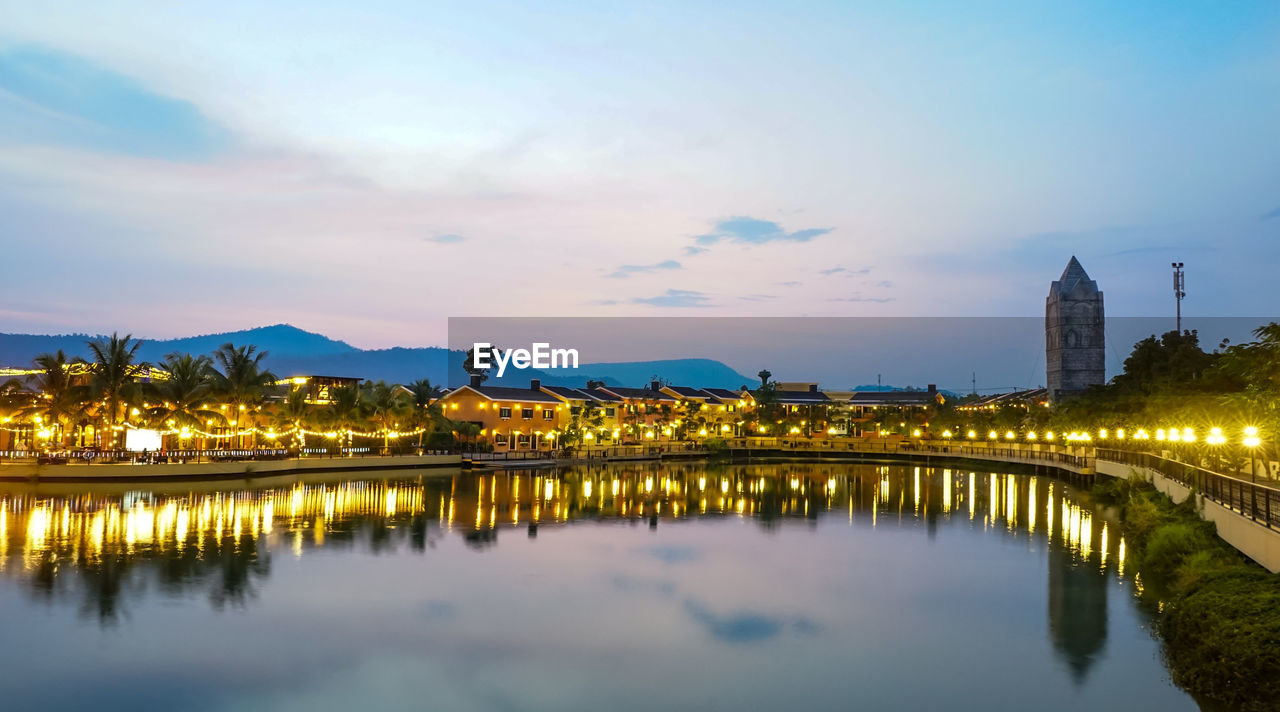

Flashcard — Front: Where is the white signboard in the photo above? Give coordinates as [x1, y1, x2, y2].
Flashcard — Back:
[124, 428, 163, 452]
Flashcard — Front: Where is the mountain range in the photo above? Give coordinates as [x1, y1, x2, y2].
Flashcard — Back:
[0, 324, 756, 390]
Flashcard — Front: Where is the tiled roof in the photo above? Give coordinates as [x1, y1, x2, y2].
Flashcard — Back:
[774, 390, 831, 404]
[541, 385, 590, 401]
[601, 386, 677, 401]
[846, 391, 939, 405]
[579, 387, 623, 403]
[447, 385, 561, 404]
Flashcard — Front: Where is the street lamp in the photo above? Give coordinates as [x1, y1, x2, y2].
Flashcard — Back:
[1244, 427, 1262, 483]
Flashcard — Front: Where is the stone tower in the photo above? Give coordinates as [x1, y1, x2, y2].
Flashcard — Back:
[1046, 256, 1105, 400]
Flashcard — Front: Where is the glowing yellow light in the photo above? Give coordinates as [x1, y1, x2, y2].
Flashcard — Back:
[1026, 431, 1037, 440]
[966, 430, 976, 439]
[1004, 430, 1015, 440]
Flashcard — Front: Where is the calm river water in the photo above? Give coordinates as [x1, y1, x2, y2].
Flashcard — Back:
[0, 462, 1200, 711]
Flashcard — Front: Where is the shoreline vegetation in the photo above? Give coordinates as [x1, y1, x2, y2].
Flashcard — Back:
[1090, 475, 1280, 711]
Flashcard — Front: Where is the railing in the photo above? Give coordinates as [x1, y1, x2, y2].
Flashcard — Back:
[0, 447, 456, 465]
[1098, 448, 1280, 530]
[907, 442, 1094, 470]
[467, 443, 704, 463]
[728, 439, 1095, 471]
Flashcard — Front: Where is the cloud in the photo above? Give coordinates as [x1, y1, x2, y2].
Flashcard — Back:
[607, 259, 682, 279]
[683, 246, 708, 257]
[694, 216, 833, 247]
[631, 289, 711, 307]
[649, 545, 700, 564]
[828, 295, 895, 303]
[1263, 206, 1280, 220]
[738, 294, 778, 301]
[426, 233, 465, 244]
[684, 601, 820, 644]
[820, 266, 846, 275]
[589, 299, 621, 306]
[0, 47, 229, 160]
[777, 281, 801, 287]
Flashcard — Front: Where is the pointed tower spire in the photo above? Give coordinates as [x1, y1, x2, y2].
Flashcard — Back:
[1046, 257, 1105, 400]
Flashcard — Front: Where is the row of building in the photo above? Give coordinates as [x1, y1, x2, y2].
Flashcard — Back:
[440, 376, 946, 450]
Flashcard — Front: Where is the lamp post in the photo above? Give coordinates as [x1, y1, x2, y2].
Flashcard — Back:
[1244, 427, 1261, 483]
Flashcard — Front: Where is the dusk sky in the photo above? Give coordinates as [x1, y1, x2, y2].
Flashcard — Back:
[1, 1, 1277, 348]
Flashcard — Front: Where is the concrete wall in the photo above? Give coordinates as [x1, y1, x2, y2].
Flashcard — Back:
[1, 453, 462, 481]
[1097, 459, 1280, 573]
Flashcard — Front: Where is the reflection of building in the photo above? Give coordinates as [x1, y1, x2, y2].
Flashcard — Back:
[1047, 538, 1108, 683]
[1046, 257, 1105, 401]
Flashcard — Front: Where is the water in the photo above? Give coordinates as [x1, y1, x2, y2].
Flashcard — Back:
[0, 462, 1199, 711]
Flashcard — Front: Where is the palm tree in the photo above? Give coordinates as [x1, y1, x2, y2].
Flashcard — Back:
[406, 379, 446, 447]
[271, 386, 313, 449]
[322, 384, 364, 452]
[85, 333, 146, 447]
[20, 350, 90, 448]
[146, 353, 221, 450]
[212, 343, 277, 448]
[362, 381, 411, 453]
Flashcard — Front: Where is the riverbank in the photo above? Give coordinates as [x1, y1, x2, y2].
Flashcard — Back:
[1091, 476, 1280, 711]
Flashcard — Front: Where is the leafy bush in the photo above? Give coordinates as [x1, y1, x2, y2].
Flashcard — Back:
[1102, 477, 1280, 711]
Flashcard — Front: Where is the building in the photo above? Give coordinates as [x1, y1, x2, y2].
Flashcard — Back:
[1046, 256, 1105, 400]
[826, 385, 943, 436]
[541, 384, 624, 443]
[440, 377, 565, 450]
[275, 375, 363, 404]
[598, 381, 678, 441]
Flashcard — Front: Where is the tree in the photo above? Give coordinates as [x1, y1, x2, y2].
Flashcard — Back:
[749, 372, 782, 435]
[462, 347, 490, 385]
[405, 379, 446, 447]
[321, 384, 364, 451]
[1214, 322, 1280, 472]
[146, 353, 221, 450]
[85, 333, 147, 446]
[362, 380, 411, 453]
[212, 343, 277, 448]
[562, 398, 605, 452]
[21, 350, 89, 448]
[1111, 330, 1217, 394]
[271, 386, 313, 449]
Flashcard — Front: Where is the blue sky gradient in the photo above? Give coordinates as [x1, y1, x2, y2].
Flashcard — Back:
[0, 1, 1276, 346]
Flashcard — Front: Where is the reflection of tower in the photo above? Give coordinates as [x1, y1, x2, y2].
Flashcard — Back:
[1046, 257, 1105, 401]
[1047, 543, 1108, 683]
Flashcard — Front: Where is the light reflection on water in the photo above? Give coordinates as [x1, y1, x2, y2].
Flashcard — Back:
[0, 463, 1198, 712]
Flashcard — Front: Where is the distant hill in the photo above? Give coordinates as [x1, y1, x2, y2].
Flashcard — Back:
[0, 325, 753, 389]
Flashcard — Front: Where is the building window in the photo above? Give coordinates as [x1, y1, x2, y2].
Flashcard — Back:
[605, 407, 616, 417]
[494, 433, 508, 445]
[499, 407, 512, 419]
[517, 434, 531, 447]
[570, 406, 581, 415]
[522, 408, 534, 419]
[727, 405, 736, 413]
[542, 409, 553, 420]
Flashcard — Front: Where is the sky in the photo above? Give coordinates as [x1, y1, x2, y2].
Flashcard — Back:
[0, 1, 1277, 348]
